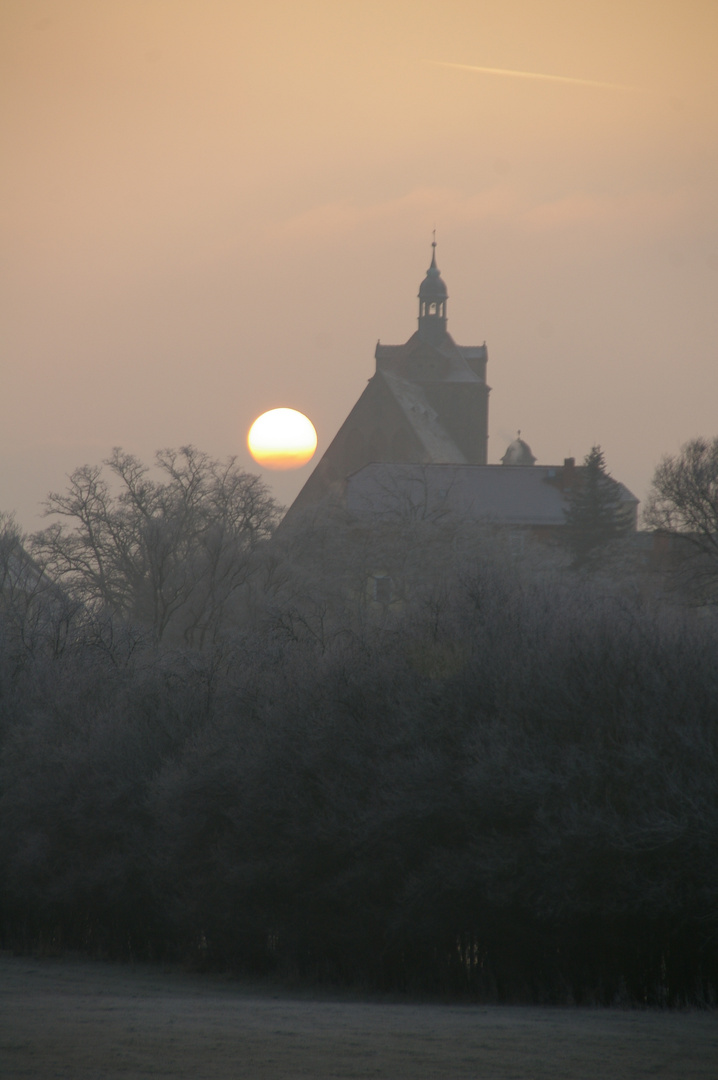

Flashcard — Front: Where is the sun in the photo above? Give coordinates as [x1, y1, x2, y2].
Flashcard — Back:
[247, 408, 318, 470]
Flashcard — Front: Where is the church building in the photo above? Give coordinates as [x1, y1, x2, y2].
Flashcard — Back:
[284, 244, 638, 537]
[287, 243, 490, 518]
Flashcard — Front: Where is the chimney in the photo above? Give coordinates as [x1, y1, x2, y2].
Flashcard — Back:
[561, 457, 576, 491]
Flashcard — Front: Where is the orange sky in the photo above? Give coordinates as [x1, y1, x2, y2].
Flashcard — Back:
[2, 0, 717, 526]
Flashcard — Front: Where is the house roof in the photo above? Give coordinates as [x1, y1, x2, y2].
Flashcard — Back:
[345, 463, 638, 527]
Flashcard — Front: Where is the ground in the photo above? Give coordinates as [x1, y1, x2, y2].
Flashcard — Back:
[0, 953, 716, 1079]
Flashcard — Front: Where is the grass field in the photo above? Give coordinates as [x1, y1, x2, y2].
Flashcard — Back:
[0, 953, 716, 1079]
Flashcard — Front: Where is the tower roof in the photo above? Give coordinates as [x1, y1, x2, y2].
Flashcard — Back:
[501, 434, 536, 466]
[418, 242, 448, 299]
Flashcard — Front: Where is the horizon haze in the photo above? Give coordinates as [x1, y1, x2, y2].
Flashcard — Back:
[2, 0, 717, 528]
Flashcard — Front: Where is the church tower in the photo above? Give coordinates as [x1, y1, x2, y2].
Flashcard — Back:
[285, 245, 490, 518]
[417, 240, 448, 343]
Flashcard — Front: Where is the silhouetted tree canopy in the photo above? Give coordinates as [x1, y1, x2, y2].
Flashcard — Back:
[2, 536, 717, 1004]
[644, 436, 718, 600]
[30, 447, 280, 647]
[2, 447, 718, 1005]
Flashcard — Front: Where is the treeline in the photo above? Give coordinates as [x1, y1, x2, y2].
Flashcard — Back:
[1, 515, 717, 1007]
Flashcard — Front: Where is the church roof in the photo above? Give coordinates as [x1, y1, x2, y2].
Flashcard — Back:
[345, 463, 638, 527]
[379, 372, 467, 463]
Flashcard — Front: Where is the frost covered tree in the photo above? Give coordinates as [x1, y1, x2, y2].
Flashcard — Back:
[31, 447, 281, 647]
[644, 436, 718, 599]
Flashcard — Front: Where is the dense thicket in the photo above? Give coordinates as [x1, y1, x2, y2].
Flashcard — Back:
[1, 516, 717, 1005]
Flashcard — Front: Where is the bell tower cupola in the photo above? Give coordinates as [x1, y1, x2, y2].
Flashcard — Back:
[417, 238, 448, 343]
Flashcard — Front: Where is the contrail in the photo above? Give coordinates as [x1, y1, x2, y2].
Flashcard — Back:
[426, 60, 641, 92]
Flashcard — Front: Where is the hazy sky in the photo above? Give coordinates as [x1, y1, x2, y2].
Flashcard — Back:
[3, 0, 717, 528]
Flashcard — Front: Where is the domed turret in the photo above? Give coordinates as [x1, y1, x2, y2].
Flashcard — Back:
[501, 433, 536, 466]
[418, 244, 448, 301]
[418, 240, 448, 342]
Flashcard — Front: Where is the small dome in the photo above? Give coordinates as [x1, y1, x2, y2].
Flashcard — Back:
[501, 434, 536, 466]
[418, 243, 448, 299]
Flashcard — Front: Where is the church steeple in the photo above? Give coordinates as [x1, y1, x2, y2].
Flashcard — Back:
[417, 238, 448, 342]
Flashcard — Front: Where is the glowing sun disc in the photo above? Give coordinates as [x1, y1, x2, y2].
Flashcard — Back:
[248, 408, 317, 470]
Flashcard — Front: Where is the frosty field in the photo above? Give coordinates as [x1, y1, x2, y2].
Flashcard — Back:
[0, 953, 715, 1079]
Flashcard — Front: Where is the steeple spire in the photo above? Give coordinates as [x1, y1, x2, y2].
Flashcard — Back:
[418, 237, 448, 341]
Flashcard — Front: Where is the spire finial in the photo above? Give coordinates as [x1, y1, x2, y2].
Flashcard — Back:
[430, 228, 437, 267]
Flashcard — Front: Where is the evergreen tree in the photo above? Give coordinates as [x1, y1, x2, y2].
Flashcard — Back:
[564, 446, 633, 564]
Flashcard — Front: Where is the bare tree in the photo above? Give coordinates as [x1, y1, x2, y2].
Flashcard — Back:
[31, 447, 281, 647]
[644, 437, 718, 600]
[0, 512, 82, 662]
